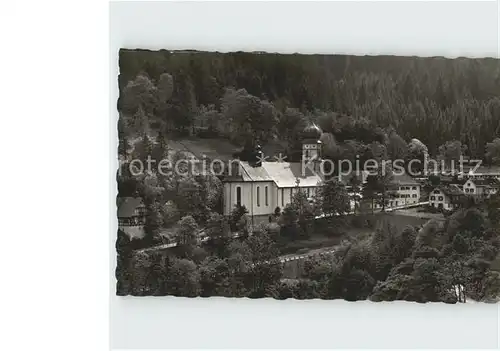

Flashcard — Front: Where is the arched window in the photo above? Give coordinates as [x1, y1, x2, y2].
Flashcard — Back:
[265, 186, 268, 206]
[257, 186, 260, 207]
[236, 186, 241, 206]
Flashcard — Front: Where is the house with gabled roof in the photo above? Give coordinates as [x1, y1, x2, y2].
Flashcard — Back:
[360, 170, 422, 210]
[429, 185, 465, 211]
[463, 178, 500, 199]
[390, 172, 421, 207]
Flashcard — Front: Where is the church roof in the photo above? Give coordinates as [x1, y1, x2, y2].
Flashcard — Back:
[238, 161, 323, 188]
[239, 161, 273, 182]
[263, 162, 322, 188]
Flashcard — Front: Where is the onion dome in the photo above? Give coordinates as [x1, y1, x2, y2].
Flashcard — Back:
[302, 123, 322, 141]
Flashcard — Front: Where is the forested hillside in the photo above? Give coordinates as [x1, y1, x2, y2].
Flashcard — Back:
[117, 194, 500, 302]
[118, 49, 500, 158]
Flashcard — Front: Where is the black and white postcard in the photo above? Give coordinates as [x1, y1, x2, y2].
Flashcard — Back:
[116, 49, 500, 303]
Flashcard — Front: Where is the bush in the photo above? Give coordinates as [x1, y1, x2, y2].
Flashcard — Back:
[422, 204, 442, 214]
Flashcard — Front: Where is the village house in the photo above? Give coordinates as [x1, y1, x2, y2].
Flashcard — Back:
[222, 124, 324, 224]
[429, 185, 464, 211]
[459, 165, 500, 181]
[390, 172, 421, 207]
[117, 197, 147, 239]
[463, 178, 500, 199]
[359, 171, 422, 210]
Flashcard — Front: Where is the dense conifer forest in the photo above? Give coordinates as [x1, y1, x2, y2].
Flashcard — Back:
[118, 49, 500, 158]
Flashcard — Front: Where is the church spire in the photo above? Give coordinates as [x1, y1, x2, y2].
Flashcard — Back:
[302, 123, 322, 166]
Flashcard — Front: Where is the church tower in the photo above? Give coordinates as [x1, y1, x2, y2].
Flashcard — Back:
[302, 124, 323, 166]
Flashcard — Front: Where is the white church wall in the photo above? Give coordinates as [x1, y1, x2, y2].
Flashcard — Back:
[223, 182, 251, 215]
[223, 181, 277, 216]
[251, 182, 276, 216]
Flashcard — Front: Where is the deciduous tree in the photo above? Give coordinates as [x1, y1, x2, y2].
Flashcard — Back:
[486, 138, 500, 165]
[318, 179, 350, 217]
[176, 215, 199, 253]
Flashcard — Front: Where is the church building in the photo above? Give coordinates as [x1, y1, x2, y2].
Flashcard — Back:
[222, 124, 325, 224]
